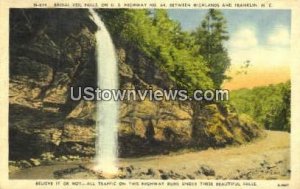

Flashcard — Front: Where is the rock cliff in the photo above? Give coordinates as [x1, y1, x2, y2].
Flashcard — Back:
[9, 9, 262, 161]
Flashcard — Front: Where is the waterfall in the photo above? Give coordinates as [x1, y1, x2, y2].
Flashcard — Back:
[89, 9, 119, 175]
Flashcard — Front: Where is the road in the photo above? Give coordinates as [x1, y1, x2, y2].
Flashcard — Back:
[10, 131, 290, 179]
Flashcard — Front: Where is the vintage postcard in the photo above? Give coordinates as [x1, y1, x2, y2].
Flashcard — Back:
[1, 0, 300, 188]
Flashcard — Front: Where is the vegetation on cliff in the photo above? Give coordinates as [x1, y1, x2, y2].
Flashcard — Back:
[99, 9, 230, 91]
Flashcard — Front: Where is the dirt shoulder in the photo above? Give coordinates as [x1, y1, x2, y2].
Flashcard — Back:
[10, 131, 290, 179]
[118, 130, 290, 179]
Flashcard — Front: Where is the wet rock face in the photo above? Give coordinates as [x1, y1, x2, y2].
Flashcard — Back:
[9, 9, 98, 160]
[9, 9, 262, 161]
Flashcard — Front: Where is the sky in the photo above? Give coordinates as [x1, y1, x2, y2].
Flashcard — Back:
[168, 9, 291, 90]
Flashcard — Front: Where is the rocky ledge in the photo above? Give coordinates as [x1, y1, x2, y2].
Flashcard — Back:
[9, 9, 263, 166]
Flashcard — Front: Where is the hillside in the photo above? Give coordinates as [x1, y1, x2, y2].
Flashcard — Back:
[229, 81, 291, 132]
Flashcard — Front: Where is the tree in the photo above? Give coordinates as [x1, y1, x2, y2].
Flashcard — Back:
[229, 81, 291, 132]
[98, 9, 214, 92]
[152, 10, 213, 91]
[193, 9, 230, 88]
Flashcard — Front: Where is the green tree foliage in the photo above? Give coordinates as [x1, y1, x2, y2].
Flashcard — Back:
[192, 9, 231, 88]
[229, 81, 291, 132]
[98, 9, 231, 92]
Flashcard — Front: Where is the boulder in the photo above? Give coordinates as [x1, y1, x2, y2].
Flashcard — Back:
[200, 165, 215, 176]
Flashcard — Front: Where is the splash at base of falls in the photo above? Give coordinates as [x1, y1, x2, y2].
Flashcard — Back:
[82, 163, 120, 179]
[89, 9, 119, 175]
[92, 160, 118, 176]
